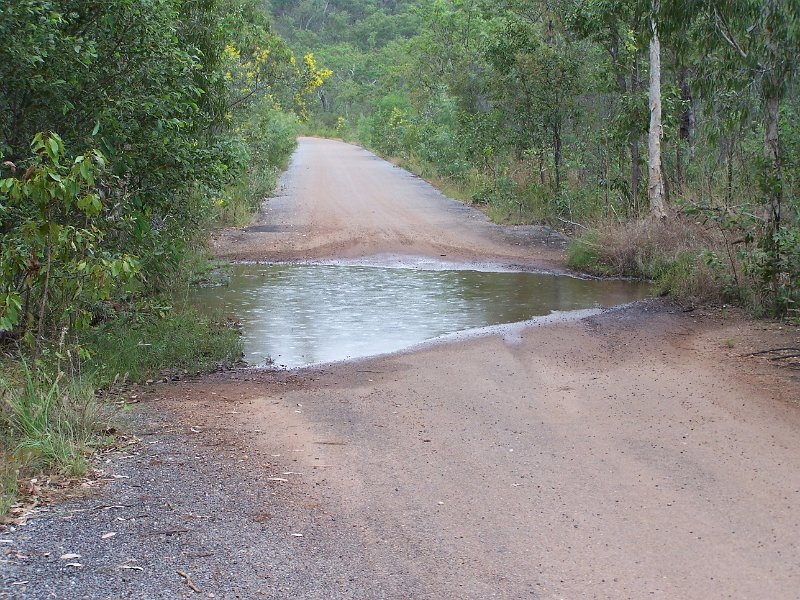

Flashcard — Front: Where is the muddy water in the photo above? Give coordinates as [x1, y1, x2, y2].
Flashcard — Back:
[188, 264, 650, 368]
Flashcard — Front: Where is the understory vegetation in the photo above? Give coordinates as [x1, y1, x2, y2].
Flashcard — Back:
[276, 0, 798, 314]
[0, 0, 330, 515]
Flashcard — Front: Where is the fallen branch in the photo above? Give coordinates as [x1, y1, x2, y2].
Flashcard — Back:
[556, 216, 588, 230]
[745, 347, 799, 357]
[770, 354, 800, 361]
[177, 570, 201, 593]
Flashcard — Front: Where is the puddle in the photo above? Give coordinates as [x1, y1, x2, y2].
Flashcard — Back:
[187, 264, 651, 368]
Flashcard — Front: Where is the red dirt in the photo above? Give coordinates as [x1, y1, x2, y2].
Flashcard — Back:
[181, 138, 800, 597]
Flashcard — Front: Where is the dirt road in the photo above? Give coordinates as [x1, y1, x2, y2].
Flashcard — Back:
[3, 138, 799, 599]
[214, 137, 567, 268]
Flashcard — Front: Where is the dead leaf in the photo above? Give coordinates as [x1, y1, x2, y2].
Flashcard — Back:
[101, 532, 117, 539]
[60, 553, 81, 560]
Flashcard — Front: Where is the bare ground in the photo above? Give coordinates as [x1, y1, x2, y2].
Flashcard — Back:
[2, 138, 799, 599]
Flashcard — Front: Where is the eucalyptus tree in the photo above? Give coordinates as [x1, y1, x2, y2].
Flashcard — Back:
[571, 0, 647, 215]
[664, 0, 799, 233]
[647, 0, 666, 218]
[483, 8, 580, 193]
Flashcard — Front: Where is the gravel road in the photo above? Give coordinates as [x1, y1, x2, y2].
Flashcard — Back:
[213, 137, 567, 268]
[2, 138, 799, 599]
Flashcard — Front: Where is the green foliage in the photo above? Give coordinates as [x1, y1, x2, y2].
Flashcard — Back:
[0, 0, 325, 295]
[1, 359, 108, 479]
[83, 306, 242, 387]
[0, 133, 139, 350]
[686, 200, 800, 316]
[216, 106, 299, 226]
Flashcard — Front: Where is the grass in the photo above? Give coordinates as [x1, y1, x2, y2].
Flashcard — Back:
[216, 167, 279, 227]
[83, 306, 242, 388]
[567, 217, 726, 304]
[1, 303, 243, 518]
[0, 359, 110, 515]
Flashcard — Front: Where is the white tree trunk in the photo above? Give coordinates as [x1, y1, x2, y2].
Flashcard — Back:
[648, 1, 667, 219]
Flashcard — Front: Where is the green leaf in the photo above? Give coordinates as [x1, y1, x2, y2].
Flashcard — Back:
[47, 136, 61, 161]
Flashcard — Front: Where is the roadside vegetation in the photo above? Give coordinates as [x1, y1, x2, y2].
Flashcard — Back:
[275, 0, 798, 316]
[0, 0, 330, 516]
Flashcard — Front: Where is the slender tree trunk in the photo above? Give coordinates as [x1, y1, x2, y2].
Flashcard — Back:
[763, 0, 782, 233]
[629, 64, 641, 217]
[610, 27, 642, 217]
[33, 203, 53, 371]
[647, 1, 667, 219]
[538, 152, 545, 186]
[764, 93, 781, 231]
[726, 144, 734, 207]
[553, 120, 562, 192]
[676, 65, 692, 189]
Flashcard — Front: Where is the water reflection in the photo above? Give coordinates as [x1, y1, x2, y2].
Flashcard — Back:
[187, 264, 650, 368]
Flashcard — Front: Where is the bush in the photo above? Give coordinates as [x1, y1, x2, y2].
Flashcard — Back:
[215, 105, 299, 227]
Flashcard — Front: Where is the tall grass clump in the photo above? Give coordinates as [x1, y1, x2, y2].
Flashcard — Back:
[567, 217, 725, 304]
[1, 360, 111, 512]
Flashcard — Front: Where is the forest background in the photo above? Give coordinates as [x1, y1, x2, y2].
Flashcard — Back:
[278, 0, 798, 314]
[0, 0, 797, 514]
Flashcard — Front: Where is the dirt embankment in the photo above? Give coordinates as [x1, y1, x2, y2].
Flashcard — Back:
[3, 137, 799, 600]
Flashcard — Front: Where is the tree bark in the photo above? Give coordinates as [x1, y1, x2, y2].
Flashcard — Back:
[553, 120, 562, 192]
[610, 27, 641, 217]
[676, 65, 692, 189]
[763, 0, 782, 232]
[647, 1, 667, 219]
[629, 64, 641, 217]
[630, 135, 640, 217]
[764, 92, 781, 230]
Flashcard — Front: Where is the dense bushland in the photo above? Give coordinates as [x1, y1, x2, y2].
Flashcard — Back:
[0, 0, 330, 514]
[277, 0, 799, 316]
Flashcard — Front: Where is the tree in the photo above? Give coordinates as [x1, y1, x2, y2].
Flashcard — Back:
[647, 0, 666, 218]
[483, 8, 579, 193]
[570, 0, 647, 216]
[664, 0, 799, 233]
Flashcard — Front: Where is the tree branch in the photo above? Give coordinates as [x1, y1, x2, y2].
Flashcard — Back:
[713, 8, 749, 60]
